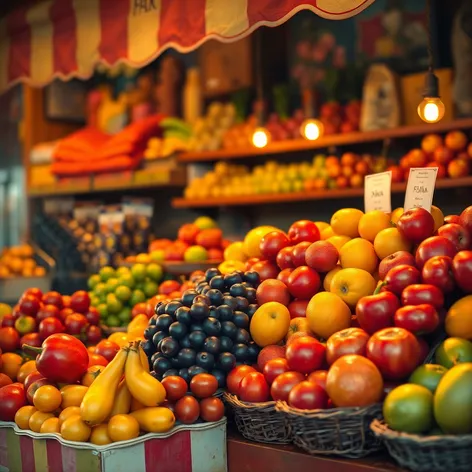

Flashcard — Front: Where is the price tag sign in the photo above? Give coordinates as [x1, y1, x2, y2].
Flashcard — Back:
[404, 167, 438, 212]
[364, 171, 392, 213]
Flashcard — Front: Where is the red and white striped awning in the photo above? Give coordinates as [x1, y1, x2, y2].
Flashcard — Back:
[0, 0, 376, 91]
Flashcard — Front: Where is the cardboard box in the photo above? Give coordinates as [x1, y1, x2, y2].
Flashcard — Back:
[0, 419, 227, 472]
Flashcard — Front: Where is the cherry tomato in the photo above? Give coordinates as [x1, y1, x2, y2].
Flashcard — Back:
[162, 376, 188, 402]
[0, 383, 27, 421]
[94, 340, 120, 363]
[270, 371, 305, 402]
[88, 353, 109, 367]
[14, 405, 37, 429]
[288, 381, 329, 410]
[226, 365, 256, 395]
[81, 365, 104, 387]
[175, 395, 200, 424]
[24, 371, 44, 393]
[307, 370, 328, 391]
[190, 373, 218, 399]
[262, 358, 290, 385]
[200, 397, 225, 422]
[33, 385, 62, 413]
[0, 373, 13, 388]
[239, 372, 270, 403]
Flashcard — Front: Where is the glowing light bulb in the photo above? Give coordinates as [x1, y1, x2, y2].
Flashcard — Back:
[417, 97, 445, 124]
[252, 127, 271, 148]
[301, 119, 324, 141]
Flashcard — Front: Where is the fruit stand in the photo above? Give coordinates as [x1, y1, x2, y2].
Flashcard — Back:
[2, 0, 472, 471]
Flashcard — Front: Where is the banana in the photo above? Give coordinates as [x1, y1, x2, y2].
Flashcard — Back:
[80, 347, 128, 425]
[109, 379, 132, 417]
[139, 347, 150, 373]
[125, 342, 166, 407]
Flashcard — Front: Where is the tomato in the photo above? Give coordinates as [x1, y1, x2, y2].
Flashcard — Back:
[366, 327, 421, 379]
[60, 414, 91, 442]
[270, 371, 305, 402]
[326, 328, 370, 365]
[95, 340, 120, 363]
[15, 405, 37, 429]
[307, 370, 328, 391]
[0, 327, 20, 352]
[262, 358, 290, 385]
[38, 317, 65, 340]
[162, 376, 188, 402]
[0, 383, 26, 421]
[88, 353, 108, 367]
[285, 336, 326, 374]
[16, 360, 37, 384]
[81, 365, 104, 387]
[226, 365, 256, 395]
[1, 352, 23, 380]
[33, 385, 62, 413]
[175, 395, 200, 424]
[200, 397, 225, 422]
[58, 406, 81, 427]
[60, 385, 88, 409]
[0, 373, 12, 388]
[190, 373, 218, 399]
[29, 411, 54, 432]
[239, 372, 270, 402]
[40, 417, 60, 434]
[24, 371, 44, 392]
[288, 381, 329, 410]
[108, 414, 140, 442]
[90, 424, 112, 445]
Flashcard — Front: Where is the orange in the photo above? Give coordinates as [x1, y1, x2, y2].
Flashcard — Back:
[249, 302, 291, 347]
[390, 207, 404, 224]
[58, 406, 81, 428]
[326, 235, 351, 252]
[339, 238, 378, 273]
[315, 221, 330, 233]
[60, 385, 88, 409]
[61, 415, 91, 442]
[445, 295, 472, 339]
[358, 211, 392, 242]
[243, 226, 278, 258]
[82, 365, 104, 387]
[324, 265, 342, 291]
[16, 360, 37, 384]
[40, 417, 61, 434]
[90, 424, 112, 445]
[330, 208, 364, 238]
[15, 405, 37, 429]
[33, 385, 62, 413]
[1, 353, 23, 381]
[306, 292, 352, 339]
[108, 414, 140, 442]
[431, 205, 444, 232]
[321, 226, 335, 240]
[286, 317, 312, 343]
[29, 411, 54, 433]
[374, 228, 412, 260]
[330, 268, 377, 308]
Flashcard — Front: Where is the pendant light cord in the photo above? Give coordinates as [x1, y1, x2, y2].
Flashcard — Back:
[426, 0, 434, 71]
[255, 30, 263, 102]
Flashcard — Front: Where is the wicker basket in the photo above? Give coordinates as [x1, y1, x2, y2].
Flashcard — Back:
[371, 419, 472, 471]
[277, 402, 383, 458]
[223, 393, 291, 444]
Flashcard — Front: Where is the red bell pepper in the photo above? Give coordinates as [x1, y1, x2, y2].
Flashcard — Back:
[23, 333, 88, 384]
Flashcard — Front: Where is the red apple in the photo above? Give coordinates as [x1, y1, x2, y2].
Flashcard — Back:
[85, 307, 100, 326]
[20, 332, 41, 348]
[23, 288, 43, 300]
[38, 317, 65, 340]
[397, 207, 435, 244]
[58, 307, 74, 322]
[1, 314, 16, 328]
[36, 304, 60, 323]
[459, 206, 472, 237]
[433, 146, 454, 165]
[415, 236, 457, 269]
[384, 265, 421, 295]
[14, 316, 36, 335]
[288, 220, 320, 245]
[445, 215, 461, 225]
[305, 241, 339, 273]
[260, 231, 290, 261]
[257, 345, 286, 371]
[291, 242, 311, 267]
[326, 328, 370, 365]
[131, 302, 147, 318]
[452, 250, 472, 293]
[42, 291, 64, 310]
[437, 223, 471, 251]
[18, 295, 41, 317]
[164, 245, 185, 261]
[277, 268, 293, 286]
[287, 266, 321, 299]
[378, 251, 416, 280]
[208, 248, 223, 260]
[158, 280, 181, 295]
[288, 299, 309, 319]
[256, 279, 291, 306]
[177, 223, 200, 245]
[448, 159, 469, 178]
[85, 325, 102, 345]
[251, 261, 279, 281]
[62, 295, 71, 308]
[245, 257, 260, 270]
[276, 246, 294, 270]
[422, 256, 455, 293]
[70, 290, 91, 314]
[64, 313, 88, 335]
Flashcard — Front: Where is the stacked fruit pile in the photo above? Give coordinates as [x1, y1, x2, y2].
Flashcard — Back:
[148, 216, 227, 263]
[142, 268, 261, 388]
[0, 334, 224, 444]
[0, 245, 46, 278]
[0, 289, 102, 353]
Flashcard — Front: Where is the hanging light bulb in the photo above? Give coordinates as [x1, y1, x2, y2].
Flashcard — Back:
[252, 127, 271, 148]
[301, 118, 324, 141]
[418, 96, 445, 124]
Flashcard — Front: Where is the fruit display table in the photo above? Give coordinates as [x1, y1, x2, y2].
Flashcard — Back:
[227, 429, 402, 472]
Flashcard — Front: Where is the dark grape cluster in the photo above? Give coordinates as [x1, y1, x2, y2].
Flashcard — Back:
[142, 268, 261, 388]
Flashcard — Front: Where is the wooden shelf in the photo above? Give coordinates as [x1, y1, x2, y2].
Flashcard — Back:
[178, 118, 472, 163]
[172, 176, 472, 209]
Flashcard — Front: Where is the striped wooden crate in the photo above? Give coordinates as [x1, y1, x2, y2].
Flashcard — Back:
[0, 419, 227, 472]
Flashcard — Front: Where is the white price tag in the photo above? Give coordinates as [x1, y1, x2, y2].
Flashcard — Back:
[364, 171, 392, 213]
[404, 167, 438, 212]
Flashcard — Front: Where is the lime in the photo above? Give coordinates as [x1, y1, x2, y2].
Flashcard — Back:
[130, 289, 146, 306]
[383, 383, 434, 434]
[87, 274, 101, 290]
[97, 303, 108, 319]
[90, 295, 100, 307]
[118, 273, 135, 289]
[99, 293, 107, 304]
[135, 283, 145, 292]
[94, 282, 107, 297]
[106, 293, 124, 314]
[99, 266, 116, 282]
[115, 285, 132, 302]
[131, 263, 147, 282]
[409, 364, 448, 393]
[143, 280, 158, 298]
[118, 308, 131, 324]
[106, 315, 120, 328]
[150, 250, 165, 263]
[116, 266, 131, 277]
[106, 277, 120, 293]
[146, 263, 163, 282]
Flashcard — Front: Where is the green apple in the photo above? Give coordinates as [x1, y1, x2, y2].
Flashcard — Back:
[149, 250, 165, 263]
[184, 245, 208, 263]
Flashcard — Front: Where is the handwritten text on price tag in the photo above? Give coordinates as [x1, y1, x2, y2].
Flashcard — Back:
[364, 171, 392, 213]
[404, 167, 438, 212]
